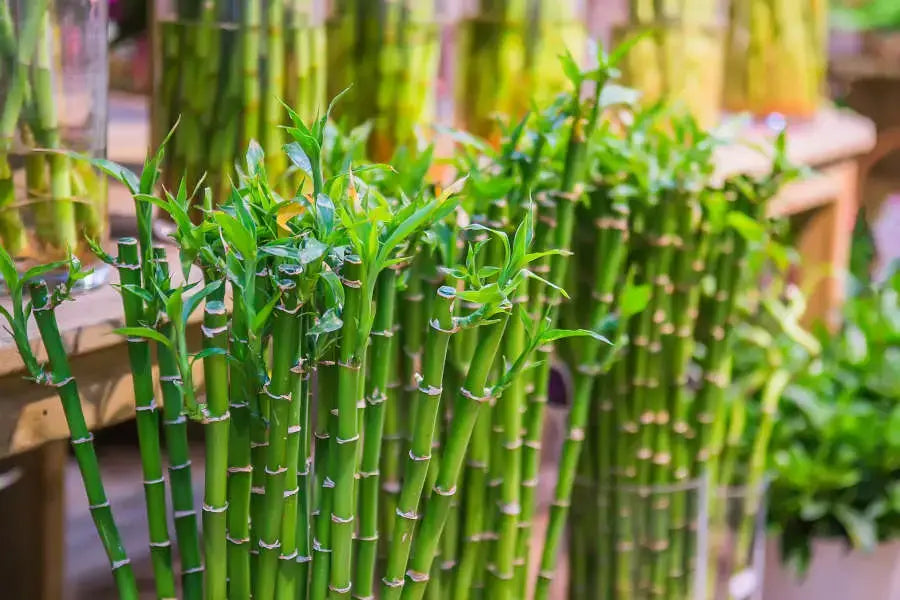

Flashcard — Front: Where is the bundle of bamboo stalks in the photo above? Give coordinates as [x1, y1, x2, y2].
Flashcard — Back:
[1, 50, 628, 598]
[0, 0, 107, 277]
[153, 0, 327, 209]
[552, 110, 801, 600]
[614, 0, 724, 127]
[453, 0, 587, 143]
[325, 0, 442, 162]
[723, 0, 828, 118]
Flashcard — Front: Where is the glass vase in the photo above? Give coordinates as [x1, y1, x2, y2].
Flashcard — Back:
[452, 0, 588, 144]
[325, 1, 442, 162]
[709, 482, 769, 600]
[611, 2, 725, 127]
[152, 0, 327, 231]
[723, 0, 828, 120]
[576, 476, 710, 600]
[0, 0, 109, 290]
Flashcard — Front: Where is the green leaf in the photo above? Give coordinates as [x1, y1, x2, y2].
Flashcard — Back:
[251, 291, 282, 333]
[62, 152, 140, 194]
[308, 308, 343, 336]
[119, 283, 155, 305]
[214, 212, 256, 260]
[284, 141, 313, 176]
[0, 244, 19, 292]
[21, 260, 68, 286]
[457, 283, 504, 305]
[559, 49, 583, 88]
[540, 328, 611, 346]
[140, 116, 179, 195]
[190, 347, 229, 364]
[619, 279, 651, 320]
[246, 140, 266, 176]
[113, 326, 172, 348]
[833, 504, 878, 551]
[182, 280, 224, 324]
[727, 212, 766, 243]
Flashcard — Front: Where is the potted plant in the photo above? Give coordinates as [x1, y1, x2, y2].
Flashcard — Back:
[764, 266, 900, 600]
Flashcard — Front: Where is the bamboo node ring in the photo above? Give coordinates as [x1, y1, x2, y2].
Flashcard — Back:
[406, 570, 430, 583]
[336, 434, 360, 445]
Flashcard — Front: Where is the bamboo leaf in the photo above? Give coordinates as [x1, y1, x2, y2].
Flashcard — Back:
[539, 328, 611, 345]
[284, 142, 313, 177]
[140, 116, 180, 195]
[182, 280, 224, 324]
[21, 260, 69, 286]
[251, 291, 282, 333]
[61, 152, 140, 194]
[86, 237, 116, 266]
[308, 308, 343, 336]
[727, 212, 766, 243]
[246, 140, 266, 177]
[214, 212, 256, 260]
[118, 283, 156, 305]
[113, 326, 172, 348]
[0, 244, 19, 293]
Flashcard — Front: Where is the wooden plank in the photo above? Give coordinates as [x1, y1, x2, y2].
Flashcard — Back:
[0, 439, 67, 600]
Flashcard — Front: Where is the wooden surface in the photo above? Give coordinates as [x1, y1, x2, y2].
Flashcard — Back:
[0, 98, 877, 457]
[0, 439, 67, 600]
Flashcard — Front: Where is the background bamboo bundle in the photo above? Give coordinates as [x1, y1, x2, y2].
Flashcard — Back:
[723, 0, 828, 118]
[325, 0, 442, 162]
[550, 107, 801, 600]
[452, 0, 587, 143]
[0, 0, 108, 284]
[612, 0, 724, 127]
[152, 0, 327, 211]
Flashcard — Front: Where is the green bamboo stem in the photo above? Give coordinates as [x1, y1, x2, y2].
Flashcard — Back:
[263, 0, 287, 177]
[294, 339, 314, 600]
[227, 295, 253, 600]
[535, 196, 629, 600]
[251, 267, 273, 584]
[310, 353, 338, 600]
[241, 0, 262, 149]
[733, 368, 790, 567]
[115, 239, 177, 598]
[158, 314, 205, 600]
[277, 310, 310, 600]
[451, 403, 491, 600]
[382, 286, 457, 599]
[28, 280, 139, 599]
[329, 255, 364, 600]
[399, 312, 510, 600]
[256, 272, 302, 600]
[202, 299, 231, 600]
[356, 268, 400, 598]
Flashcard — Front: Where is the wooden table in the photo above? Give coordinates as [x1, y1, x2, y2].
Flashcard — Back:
[0, 97, 876, 597]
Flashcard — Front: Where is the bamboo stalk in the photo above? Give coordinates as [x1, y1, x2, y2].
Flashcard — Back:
[356, 268, 400, 597]
[202, 299, 231, 600]
[116, 239, 177, 598]
[152, 250, 204, 600]
[27, 280, 140, 600]
[399, 313, 510, 600]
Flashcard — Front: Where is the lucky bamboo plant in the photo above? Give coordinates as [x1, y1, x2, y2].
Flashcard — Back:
[548, 109, 801, 600]
[4, 81, 605, 600]
[0, 0, 107, 278]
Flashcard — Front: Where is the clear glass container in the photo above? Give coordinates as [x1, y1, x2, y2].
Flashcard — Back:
[610, 0, 725, 127]
[325, 0, 442, 162]
[578, 477, 710, 600]
[152, 0, 327, 223]
[0, 0, 109, 290]
[452, 0, 588, 143]
[723, 0, 828, 120]
[709, 482, 769, 600]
